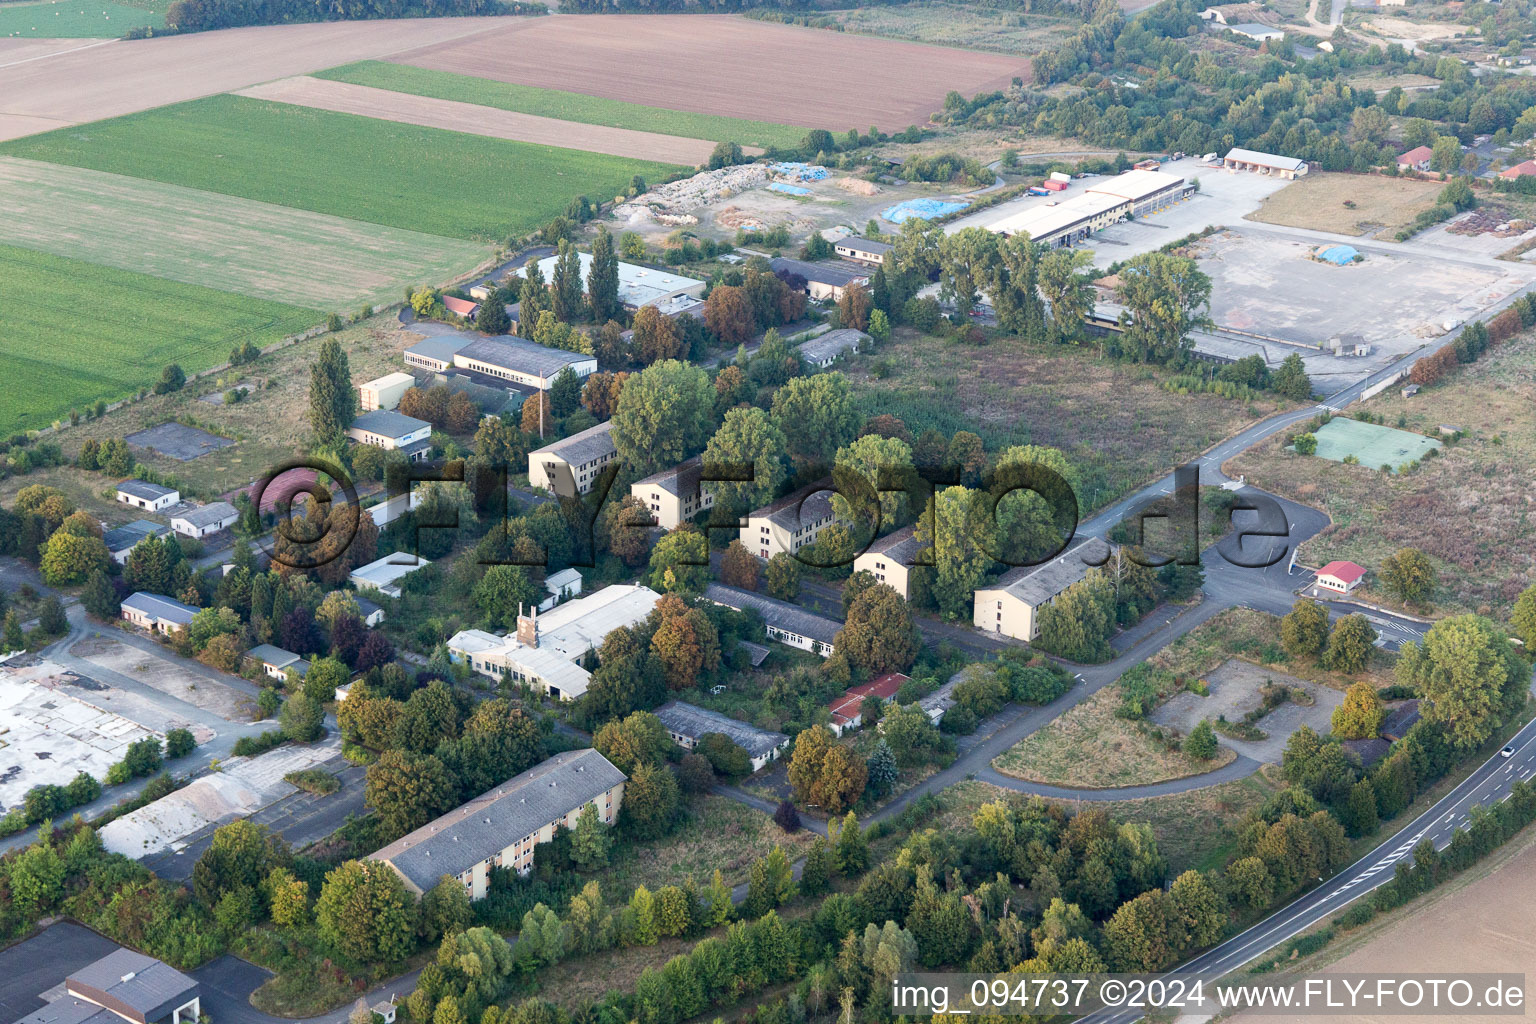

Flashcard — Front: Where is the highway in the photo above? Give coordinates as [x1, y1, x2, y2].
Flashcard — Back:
[1080, 690, 1536, 1024]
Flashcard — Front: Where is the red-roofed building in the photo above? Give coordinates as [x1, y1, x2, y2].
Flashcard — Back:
[1500, 160, 1536, 180]
[828, 672, 908, 735]
[443, 295, 480, 318]
[1396, 145, 1433, 172]
[1316, 560, 1366, 594]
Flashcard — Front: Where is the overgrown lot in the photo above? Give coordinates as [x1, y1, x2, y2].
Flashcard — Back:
[1226, 330, 1536, 617]
[1150, 607, 1398, 691]
[847, 328, 1284, 514]
[1245, 171, 1445, 238]
[1, 95, 682, 242]
[0, 243, 320, 436]
[824, 1, 1080, 55]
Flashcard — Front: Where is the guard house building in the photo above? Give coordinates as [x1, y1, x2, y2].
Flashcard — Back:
[15, 950, 201, 1024]
[371, 748, 626, 897]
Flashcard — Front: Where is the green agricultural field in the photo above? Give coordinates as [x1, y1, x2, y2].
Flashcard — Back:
[0, 0, 164, 38]
[0, 95, 682, 241]
[316, 61, 808, 150]
[0, 244, 320, 435]
[0, 157, 490, 310]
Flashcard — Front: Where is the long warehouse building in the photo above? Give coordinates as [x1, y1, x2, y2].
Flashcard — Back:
[986, 167, 1191, 248]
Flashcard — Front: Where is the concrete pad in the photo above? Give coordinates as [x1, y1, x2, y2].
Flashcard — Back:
[123, 421, 234, 461]
[72, 633, 254, 721]
[1149, 658, 1342, 763]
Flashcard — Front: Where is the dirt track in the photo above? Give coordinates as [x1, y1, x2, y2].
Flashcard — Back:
[389, 14, 1028, 131]
[0, 16, 514, 141]
[237, 75, 719, 165]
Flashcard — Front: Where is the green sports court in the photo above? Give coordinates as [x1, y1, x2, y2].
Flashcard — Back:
[1301, 417, 1442, 471]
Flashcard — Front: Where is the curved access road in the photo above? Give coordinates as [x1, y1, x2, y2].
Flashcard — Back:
[974, 753, 1264, 803]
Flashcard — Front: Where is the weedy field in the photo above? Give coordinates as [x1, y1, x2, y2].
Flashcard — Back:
[1245, 171, 1446, 238]
[0, 244, 320, 435]
[316, 61, 808, 150]
[0, 157, 490, 309]
[827, 1, 1080, 56]
[0, 95, 682, 241]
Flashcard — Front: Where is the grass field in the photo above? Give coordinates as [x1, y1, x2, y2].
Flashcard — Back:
[1245, 171, 1446, 238]
[316, 61, 807, 150]
[1228, 331, 1536, 617]
[0, 157, 489, 309]
[0, 0, 163, 38]
[990, 686, 1237, 789]
[0, 95, 682, 241]
[0, 243, 319, 435]
[847, 327, 1285, 516]
[826, 2, 1079, 56]
[1150, 607, 1398, 691]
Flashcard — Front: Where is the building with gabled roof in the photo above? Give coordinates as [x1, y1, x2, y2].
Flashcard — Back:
[246, 643, 308, 681]
[799, 328, 867, 369]
[1396, 145, 1434, 172]
[740, 479, 840, 561]
[768, 257, 871, 302]
[1222, 147, 1308, 178]
[115, 479, 180, 512]
[370, 748, 625, 897]
[833, 236, 893, 266]
[15, 950, 201, 1024]
[452, 336, 596, 391]
[852, 525, 924, 599]
[528, 421, 617, 496]
[443, 295, 479, 319]
[630, 455, 713, 530]
[828, 672, 908, 734]
[103, 520, 170, 564]
[653, 700, 789, 771]
[169, 502, 238, 539]
[347, 410, 433, 463]
[704, 583, 840, 657]
[350, 553, 431, 599]
[972, 537, 1111, 642]
[121, 592, 199, 635]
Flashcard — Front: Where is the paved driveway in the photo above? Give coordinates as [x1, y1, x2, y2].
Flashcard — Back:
[0, 922, 121, 1023]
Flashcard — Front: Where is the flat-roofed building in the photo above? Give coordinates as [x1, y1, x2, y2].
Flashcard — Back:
[528, 421, 617, 496]
[350, 553, 430, 599]
[833, 236, 894, 266]
[704, 583, 840, 657]
[741, 480, 839, 561]
[988, 191, 1129, 247]
[972, 538, 1110, 642]
[517, 253, 706, 310]
[371, 748, 625, 897]
[347, 410, 433, 463]
[653, 700, 789, 771]
[1086, 168, 1190, 216]
[358, 372, 416, 412]
[15, 950, 201, 1024]
[452, 336, 597, 391]
[404, 336, 471, 373]
[116, 479, 180, 512]
[852, 524, 924, 599]
[799, 328, 867, 369]
[1222, 147, 1308, 178]
[630, 456, 713, 530]
[121, 592, 199, 635]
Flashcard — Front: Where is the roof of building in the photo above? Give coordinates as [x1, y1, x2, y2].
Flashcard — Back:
[447, 628, 505, 656]
[632, 455, 704, 499]
[355, 596, 383, 619]
[829, 672, 908, 727]
[859, 524, 924, 565]
[360, 371, 416, 392]
[443, 296, 479, 317]
[1317, 560, 1366, 583]
[1380, 699, 1421, 741]
[799, 328, 867, 364]
[103, 520, 168, 552]
[983, 537, 1111, 607]
[1342, 736, 1391, 767]
[455, 336, 594, 379]
[1086, 168, 1187, 203]
[372, 748, 626, 892]
[987, 190, 1126, 241]
[518, 253, 705, 308]
[435, 371, 532, 414]
[653, 700, 789, 758]
[1227, 21, 1282, 34]
[704, 583, 842, 645]
[737, 640, 772, 666]
[172, 501, 237, 529]
[15, 997, 124, 1024]
[350, 553, 430, 590]
[351, 409, 432, 439]
[405, 336, 472, 365]
[1397, 145, 1434, 164]
[768, 257, 871, 288]
[529, 420, 615, 466]
[533, 583, 661, 659]
[1224, 147, 1307, 171]
[835, 236, 894, 256]
[116, 479, 177, 501]
[121, 592, 200, 625]
[67, 949, 198, 1018]
[247, 643, 302, 668]
[750, 479, 837, 531]
[545, 567, 583, 591]
[1500, 159, 1536, 179]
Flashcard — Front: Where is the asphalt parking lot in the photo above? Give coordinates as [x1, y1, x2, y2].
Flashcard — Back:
[0, 922, 122, 1023]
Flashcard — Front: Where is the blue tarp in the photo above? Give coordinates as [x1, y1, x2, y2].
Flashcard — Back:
[1319, 245, 1360, 265]
[770, 162, 829, 181]
[881, 198, 971, 223]
[768, 182, 812, 196]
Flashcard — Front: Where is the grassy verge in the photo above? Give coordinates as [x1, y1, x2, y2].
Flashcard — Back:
[0, 95, 683, 242]
[990, 685, 1237, 789]
[315, 62, 807, 150]
[0, 243, 319, 436]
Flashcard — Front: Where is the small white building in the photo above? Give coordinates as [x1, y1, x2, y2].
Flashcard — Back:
[347, 410, 433, 463]
[528, 421, 617, 497]
[170, 502, 238, 539]
[539, 567, 584, 612]
[121, 592, 199, 635]
[833, 236, 894, 266]
[246, 643, 308, 681]
[1222, 147, 1309, 179]
[1315, 560, 1366, 594]
[799, 328, 867, 369]
[350, 553, 431, 598]
[630, 456, 714, 531]
[116, 479, 180, 512]
[103, 520, 170, 565]
[358, 372, 417, 412]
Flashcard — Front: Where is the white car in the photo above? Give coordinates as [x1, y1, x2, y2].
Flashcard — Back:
[1500, 745, 1516, 758]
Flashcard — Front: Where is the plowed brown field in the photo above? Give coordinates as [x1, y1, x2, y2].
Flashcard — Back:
[389, 14, 1028, 131]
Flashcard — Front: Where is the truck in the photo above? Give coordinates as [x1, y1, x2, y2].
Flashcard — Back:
[1027, 186, 1052, 196]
